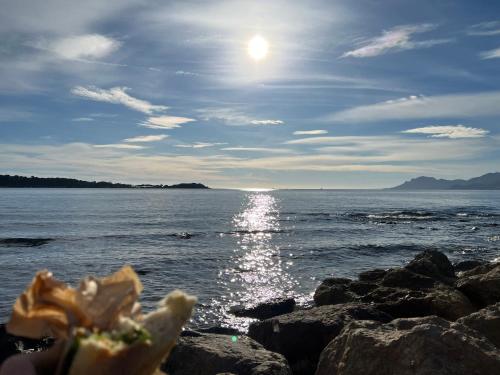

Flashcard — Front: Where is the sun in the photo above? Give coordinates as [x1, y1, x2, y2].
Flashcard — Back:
[248, 35, 269, 61]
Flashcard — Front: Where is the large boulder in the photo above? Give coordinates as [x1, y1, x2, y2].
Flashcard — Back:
[229, 298, 296, 320]
[163, 333, 291, 375]
[314, 251, 475, 321]
[248, 303, 391, 375]
[374, 284, 476, 321]
[458, 303, 500, 347]
[313, 278, 357, 306]
[456, 263, 500, 307]
[315, 316, 500, 375]
[405, 250, 455, 284]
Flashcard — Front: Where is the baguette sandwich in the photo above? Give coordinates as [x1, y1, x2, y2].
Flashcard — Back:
[6, 266, 196, 375]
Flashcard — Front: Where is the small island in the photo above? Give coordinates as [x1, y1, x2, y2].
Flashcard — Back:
[391, 172, 500, 190]
[0, 175, 209, 189]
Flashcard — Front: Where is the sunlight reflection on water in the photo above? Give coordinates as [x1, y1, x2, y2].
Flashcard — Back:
[215, 193, 298, 331]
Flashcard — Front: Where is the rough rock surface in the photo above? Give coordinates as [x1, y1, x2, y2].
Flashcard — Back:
[163, 333, 292, 375]
[454, 260, 487, 273]
[404, 250, 455, 284]
[314, 251, 475, 321]
[315, 316, 500, 375]
[248, 303, 391, 375]
[456, 263, 500, 307]
[229, 298, 296, 320]
[458, 303, 500, 347]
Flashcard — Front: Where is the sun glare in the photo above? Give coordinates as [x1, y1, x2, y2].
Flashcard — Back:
[248, 35, 269, 61]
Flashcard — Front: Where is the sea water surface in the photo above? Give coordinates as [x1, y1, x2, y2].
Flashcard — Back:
[0, 188, 499, 330]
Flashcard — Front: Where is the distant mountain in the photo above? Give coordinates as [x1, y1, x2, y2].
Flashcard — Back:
[391, 173, 500, 190]
[0, 175, 209, 189]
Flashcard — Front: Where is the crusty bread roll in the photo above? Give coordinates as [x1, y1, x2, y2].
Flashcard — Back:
[6, 267, 196, 375]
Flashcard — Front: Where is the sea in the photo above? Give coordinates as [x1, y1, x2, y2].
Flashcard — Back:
[0, 188, 499, 331]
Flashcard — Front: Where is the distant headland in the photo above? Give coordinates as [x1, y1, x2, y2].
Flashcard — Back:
[391, 172, 500, 190]
[0, 175, 209, 189]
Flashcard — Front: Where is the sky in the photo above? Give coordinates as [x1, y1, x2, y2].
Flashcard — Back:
[1, 0, 499, 188]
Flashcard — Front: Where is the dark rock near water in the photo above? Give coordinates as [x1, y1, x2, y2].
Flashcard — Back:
[404, 250, 455, 283]
[314, 251, 475, 321]
[313, 278, 357, 306]
[315, 316, 500, 375]
[0, 238, 53, 247]
[248, 303, 391, 375]
[358, 268, 387, 282]
[229, 298, 296, 320]
[454, 260, 487, 273]
[163, 333, 291, 375]
[374, 284, 475, 321]
[456, 263, 500, 307]
[458, 303, 500, 347]
[380, 268, 437, 289]
[193, 326, 242, 336]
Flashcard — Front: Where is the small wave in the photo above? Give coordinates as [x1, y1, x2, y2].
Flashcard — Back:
[0, 238, 53, 247]
[303, 212, 331, 217]
[348, 210, 442, 223]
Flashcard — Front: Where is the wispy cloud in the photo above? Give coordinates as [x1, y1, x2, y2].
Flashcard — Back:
[36, 34, 121, 60]
[72, 117, 94, 122]
[197, 108, 283, 126]
[327, 91, 500, 122]
[175, 70, 199, 76]
[293, 130, 328, 135]
[467, 21, 500, 36]
[403, 125, 489, 139]
[71, 86, 168, 114]
[123, 134, 169, 143]
[94, 144, 147, 149]
[140, 115, 195, 129]
[221, 147, 292, 153]
[250, 120, 284, 125]
[175, 142, 225, 149]
[480, 47, 500, 60]
[342, 24, 451, 58]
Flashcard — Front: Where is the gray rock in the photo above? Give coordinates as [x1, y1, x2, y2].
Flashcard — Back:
[405, 250, 455, 283]
[458, 302, 500, 347]
[315, 316, 500, 375]
[374, 284, 476, 321]
[163, 333, 291, 375]
[358, 269, 387, 282]
[248, 303, 391, 375]
[454, 260, 487, 273]
[456, 263, 500, 307]
[314, 251, 475, 321]
[313, 278, 357, 306]
[229, 298, 296, 320]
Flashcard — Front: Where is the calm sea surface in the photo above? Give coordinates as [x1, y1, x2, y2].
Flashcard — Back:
[0, 189, 499, 330]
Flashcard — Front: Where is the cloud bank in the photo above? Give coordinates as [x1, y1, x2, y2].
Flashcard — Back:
[403, 125, 489, 139]
[328, 91, 500, 122]
[123, 134, 169, 142]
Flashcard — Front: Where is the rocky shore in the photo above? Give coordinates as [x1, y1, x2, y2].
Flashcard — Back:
[1, 250, 500, 374]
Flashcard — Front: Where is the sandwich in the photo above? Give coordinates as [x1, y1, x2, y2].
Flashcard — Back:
[6, 266, 196, 375]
